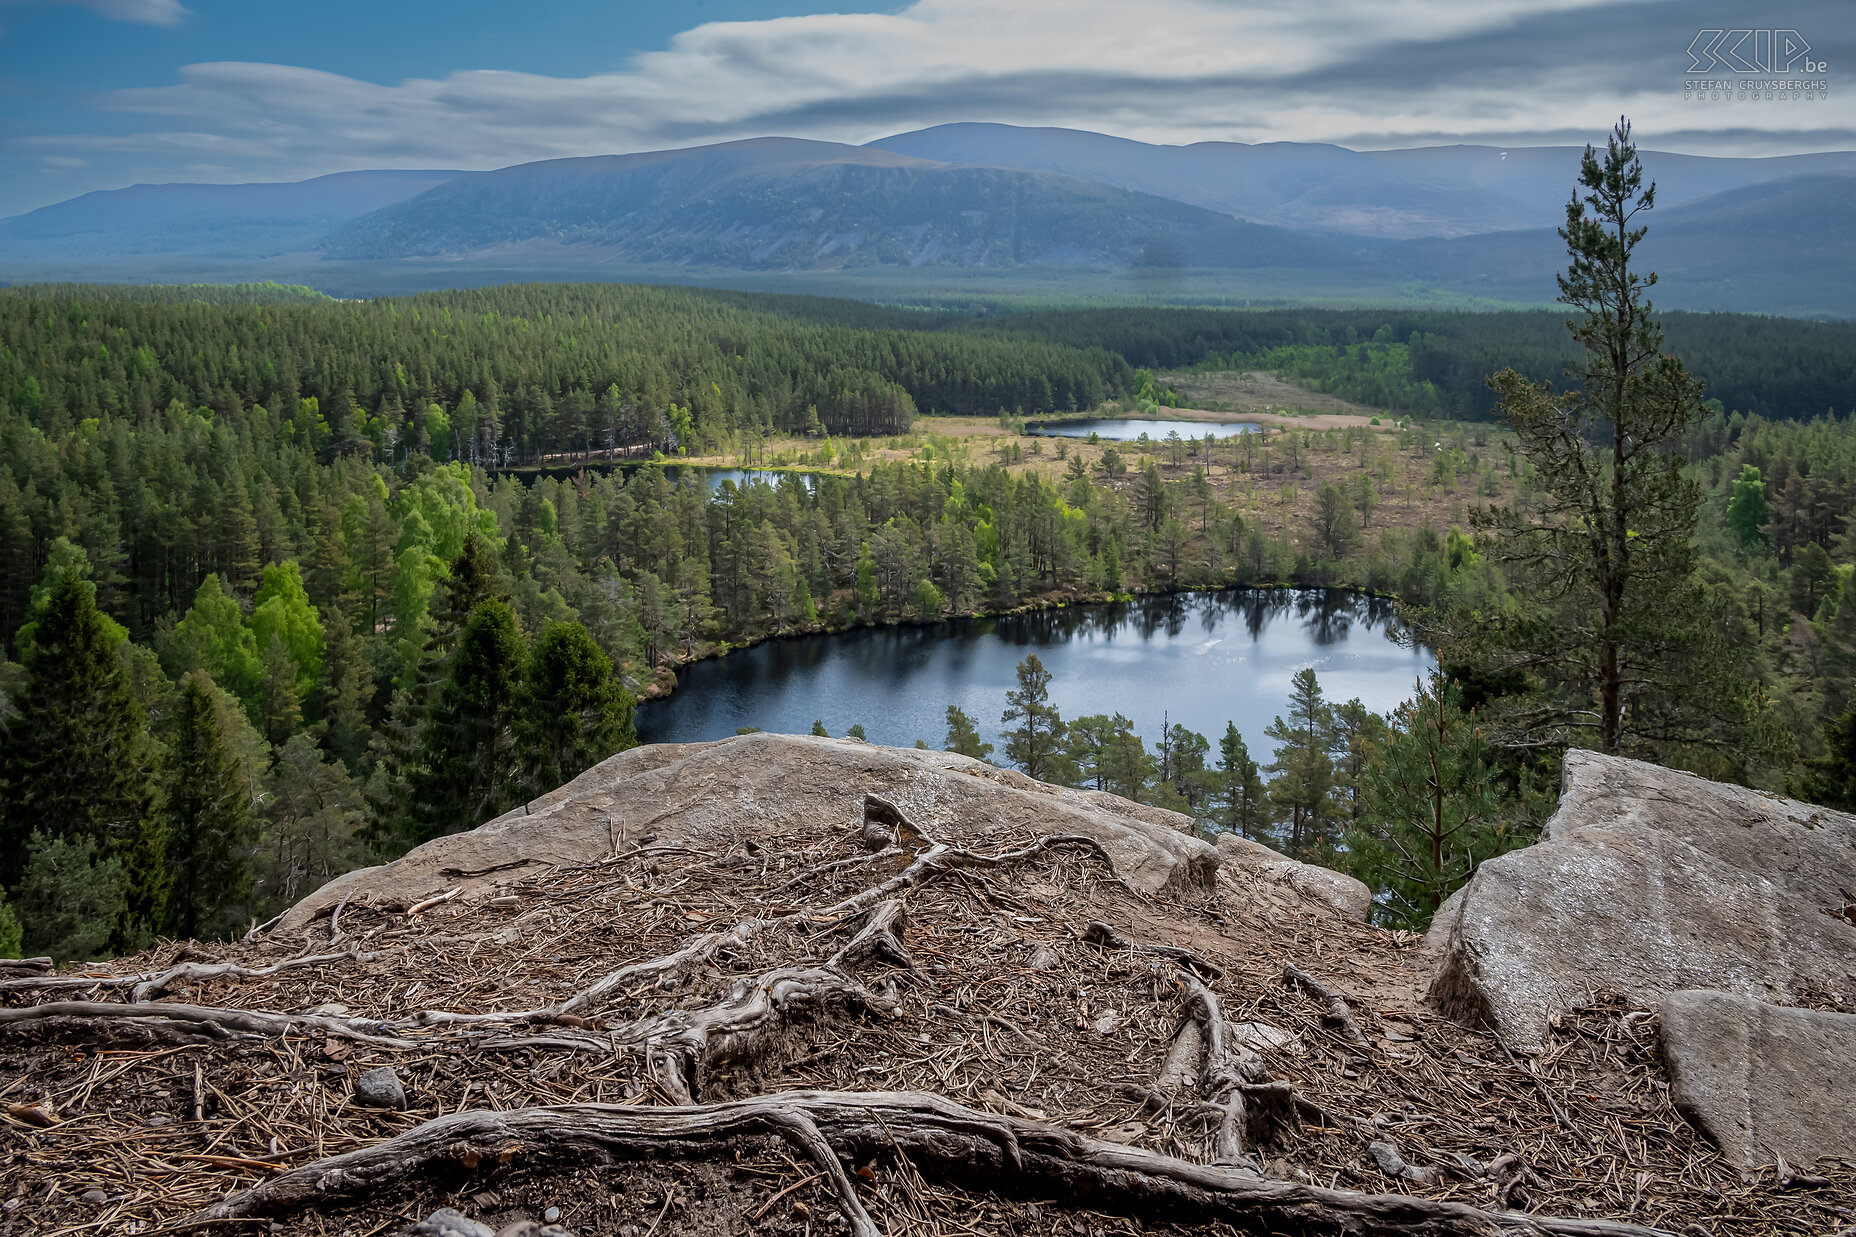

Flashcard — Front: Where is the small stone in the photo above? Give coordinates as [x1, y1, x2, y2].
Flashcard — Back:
[143, 1113, 172, 1127]
[407, 1209, 494, 1237]
[1026, 944, 1060, 970]
[792, 1200, 811, 1219]
[543, 1208, 561, 1223]
[354, 1065, 406, 1109]
[80, 1189, 108, 1205]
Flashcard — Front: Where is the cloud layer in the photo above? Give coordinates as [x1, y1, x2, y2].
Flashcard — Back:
[11, 0, 1855, 213]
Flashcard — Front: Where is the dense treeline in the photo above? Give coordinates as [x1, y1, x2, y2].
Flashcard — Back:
[964, 307, 1856, 421]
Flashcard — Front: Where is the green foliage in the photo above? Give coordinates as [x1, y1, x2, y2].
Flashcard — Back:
[1345, 672, 1516, 927]
[166, 575, 262, 705]
[16, 831, 127, 963]
[258, 734, 369, 915]
[1725, 465, 1771, 549]
[942, 706, 992, 761]
[0, 889, 19, 960]
[1213, 722, 1270, 839]
[1423, 120, 1733, 761]
[1264, 668, 1340, 859]
[1001, 654, 1068, 782]
[522, 621, 637, 792]
[846, 723, 868, 741]
[162, 671, 257, 941]
[810, 718, 830, 737]
[404, 600, 529, 842]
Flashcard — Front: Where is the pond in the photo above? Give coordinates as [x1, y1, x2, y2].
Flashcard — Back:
[634, 589, 1431, 761]
[1027, 418, 1259, 441]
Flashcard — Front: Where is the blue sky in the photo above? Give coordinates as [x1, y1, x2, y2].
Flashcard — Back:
[2, 0, 1850, 217]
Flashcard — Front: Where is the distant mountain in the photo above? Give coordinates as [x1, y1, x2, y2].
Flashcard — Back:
[2, 127, 1853, 316]
[318, 138, 1362, 271]
[868, 124, 1856, 240]
[0, 170, 462, 261]
[1382, 172, 1856, 317]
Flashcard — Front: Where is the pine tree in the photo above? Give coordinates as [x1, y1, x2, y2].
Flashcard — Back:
[1725, 465, 1771, 549]
[1346, 672, 1514, 927]
[1001, 653, 1067, 782]
[3, 550, 166, 946]
[943, 705, 993, 761]
[405, 599, 527, 841]
[163, 671, 257, 941]
[1214, 722, 1270, 840]
[1264, 668, 1338, 859]
[521, 621, 637, 793]
[15, 831, 127, 962]
[1440, 119, 1722, 758]
[258, 733, 368, 913]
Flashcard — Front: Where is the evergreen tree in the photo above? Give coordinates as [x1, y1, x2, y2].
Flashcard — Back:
[1214, 722, 1270, 839]
[0, 888, 20, 960]
[163, 671, 257, 941]
[1725, 465, 1771, 549]
[521, 621, 637, 792]
[943, 705, 992, 761]
[405, 599, 527, 841]
[258, 633, 304, 750]
[166, 573, 262, 705]
[1001, 653, 1067, 782]
[259, 733, 368, 914]
[1346, 672, 1513, 927]
[1440, 119, 1720, 758]
[3, 550, 166, 946]
[15, 831, 127, 962]
[1264, 668, 1338, 858]
[811, 719, 830, 737]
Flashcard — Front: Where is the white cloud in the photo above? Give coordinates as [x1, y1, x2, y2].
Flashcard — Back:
[13, 0, 190, 26]
[18, 0, 1856, 200]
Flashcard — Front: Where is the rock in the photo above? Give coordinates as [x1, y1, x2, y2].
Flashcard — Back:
[80, 1189, 107, 1204]
[543, 1209, 560, 1224]
[1025, 944, 1060, 970]
[280, 735, 1219, 931]
[353, 1065, 406, 1110]
[404, 1210, 493, 1237]
[1428, 751, 1856, 1051]
[1213, 834, 1373, 921]
[1660, 989, 1856, 1170]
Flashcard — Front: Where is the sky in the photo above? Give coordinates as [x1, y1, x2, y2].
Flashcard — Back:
[1, 0, 1849, 217]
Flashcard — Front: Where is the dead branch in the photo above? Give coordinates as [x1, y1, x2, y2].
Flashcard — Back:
[1083, 920, 1223, 977]
[0, 1000, 420, 1048]
[183, 1090, 1677, 1237]
[0, 949, 385, 1001]
[1283, 962, 1369, 1047]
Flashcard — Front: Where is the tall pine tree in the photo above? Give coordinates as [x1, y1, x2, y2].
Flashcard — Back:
[163, 671, 257, 941]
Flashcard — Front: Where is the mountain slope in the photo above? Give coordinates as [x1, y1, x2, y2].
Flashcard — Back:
[1383, 172, 1856, 315]
[319, 137, 1365, 271]
[0, 169, 462, 260]
[869, 123, 1856, 239]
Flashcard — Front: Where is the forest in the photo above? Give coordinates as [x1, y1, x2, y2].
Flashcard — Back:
[3, 249, 1856, 959]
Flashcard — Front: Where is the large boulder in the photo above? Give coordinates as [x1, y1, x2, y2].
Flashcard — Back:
[281, 734, 1219, 931]
[1428, 750, 1856, 1052]
[1214, 834, 1373, 922]
[1660, 989, 1856, 1170]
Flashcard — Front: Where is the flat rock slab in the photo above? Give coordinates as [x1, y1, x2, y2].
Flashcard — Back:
[1428, 751, 1856, 1051]
[1661, 989, 1856, 1170]
[1215, 833, 1373, 922]
[281, 735, 1220, 931]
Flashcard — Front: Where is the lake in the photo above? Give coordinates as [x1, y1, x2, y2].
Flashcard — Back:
[634, 589, 1431, 760]
[1027, 418, 1259, 441]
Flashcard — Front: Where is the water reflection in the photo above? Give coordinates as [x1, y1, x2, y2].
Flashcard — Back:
[635, 589, 1429, 760]
[1027, 418, 1259, 441]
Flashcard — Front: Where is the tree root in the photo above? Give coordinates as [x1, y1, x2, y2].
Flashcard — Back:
[1082, 920, 1223, 978]
[0, 949, 387, 1001]
[182, 1090, 1676, 1237]
[0, 1000, 420, 1048]
[1284, 962, 1370, 1048]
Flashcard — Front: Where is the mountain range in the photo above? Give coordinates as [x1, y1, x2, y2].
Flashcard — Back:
[3, 124, 1853, 316]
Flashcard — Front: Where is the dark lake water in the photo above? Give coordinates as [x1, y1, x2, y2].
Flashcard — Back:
[635, 589, 1431, 760]
[1028, 418, 1259, 441]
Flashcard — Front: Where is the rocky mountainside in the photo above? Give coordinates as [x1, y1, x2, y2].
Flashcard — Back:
[0, 735, 1849, 1236]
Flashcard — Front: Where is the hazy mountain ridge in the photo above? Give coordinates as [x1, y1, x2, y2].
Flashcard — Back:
[319, 138, 1363, 272]
[3, 125, 1854, 315]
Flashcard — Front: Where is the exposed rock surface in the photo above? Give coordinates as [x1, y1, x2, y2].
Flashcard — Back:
[281, 734, 1219, 931]
[1660, 989, 1856, 1170]
[1214, 833, 1373, 921]
[1428, 750, 1856, 1052]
